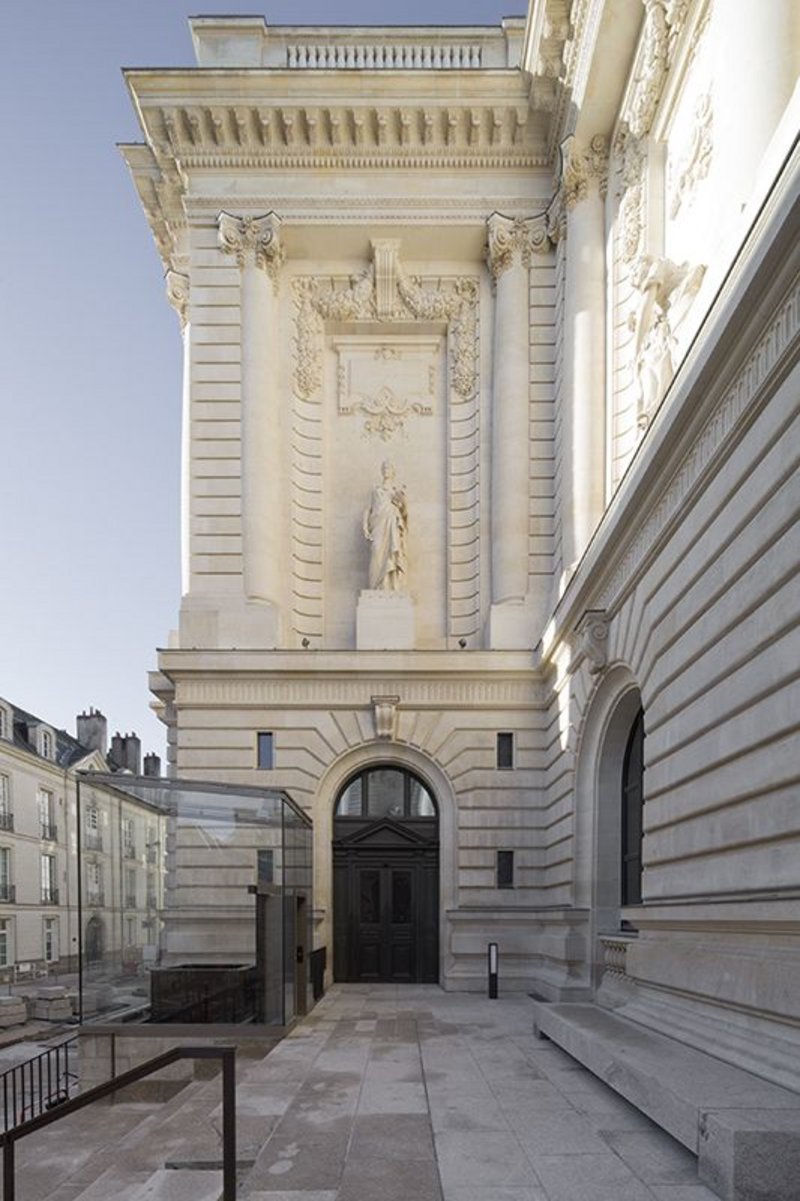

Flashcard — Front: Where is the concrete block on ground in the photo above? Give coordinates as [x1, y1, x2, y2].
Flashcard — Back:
[699, 1108, 800, 1201]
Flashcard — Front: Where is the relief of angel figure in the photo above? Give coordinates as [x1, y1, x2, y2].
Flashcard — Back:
[629, 253, 705, 428]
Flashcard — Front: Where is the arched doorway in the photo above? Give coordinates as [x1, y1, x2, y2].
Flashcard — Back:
[332, 765, 439, 983]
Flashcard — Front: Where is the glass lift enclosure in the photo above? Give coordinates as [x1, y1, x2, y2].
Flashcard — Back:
[75, 774, 312, 1027]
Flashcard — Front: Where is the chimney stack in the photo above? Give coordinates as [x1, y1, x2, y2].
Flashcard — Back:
[76, 708, 107, 755]
[109, 732, 141, 774]
[143, 752, 161, 778]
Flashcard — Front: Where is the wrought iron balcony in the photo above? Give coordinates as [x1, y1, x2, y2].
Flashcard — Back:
[41, 888, 59, 906]
[123, 844, 136, 860]
[0, 884, 15, 903]
[0, 812, 13, 832]
[124, 894, 137, 910]
[40, 823, 58, 842]
[145, 845, 158, 865]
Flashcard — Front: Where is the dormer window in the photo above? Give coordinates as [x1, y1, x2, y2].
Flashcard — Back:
[0, 703, 11, 742]
[38, 726, 56, 761]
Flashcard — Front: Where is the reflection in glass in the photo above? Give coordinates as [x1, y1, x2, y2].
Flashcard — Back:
[367, 769, 405, 817]
[73, 774, 312, 1028]
[337, 779, 362, 816]
[409, 779, 435, 816]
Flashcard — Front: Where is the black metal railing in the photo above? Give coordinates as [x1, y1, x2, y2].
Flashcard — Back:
[0, 885, 15, 904]
[40, 888, 59, 905]
[0, 1044, 236, 1201]
[0, 1036, 78, 1134]
[40, 822, 58, 842]
[0, 813, 13, 832]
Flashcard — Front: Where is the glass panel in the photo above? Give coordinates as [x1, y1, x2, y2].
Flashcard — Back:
[257, 732, 274, 769]
[65, 774, 311, 1028]
[408, 779, 435, 817]
[360, 870, 380, 923]
[391, 871, 412, 924]
[336, 778, 363, 816]
[367, 769, 405, 818]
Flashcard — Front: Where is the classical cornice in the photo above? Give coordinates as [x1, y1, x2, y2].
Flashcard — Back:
[154, 649, 546, 709]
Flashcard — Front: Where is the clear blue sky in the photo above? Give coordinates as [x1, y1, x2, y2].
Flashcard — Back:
[0, 0, 524, 761]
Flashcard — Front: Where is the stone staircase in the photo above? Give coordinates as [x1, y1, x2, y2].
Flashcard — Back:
[10, 1044, 272, 1201]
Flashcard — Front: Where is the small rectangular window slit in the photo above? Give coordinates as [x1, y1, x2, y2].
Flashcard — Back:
[257, 732, 274, 769]
[496, 732, 514, 770]
[497, 850, 514, 889]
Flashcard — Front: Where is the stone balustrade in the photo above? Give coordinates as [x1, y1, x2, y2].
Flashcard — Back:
[286, 43, 482, 69]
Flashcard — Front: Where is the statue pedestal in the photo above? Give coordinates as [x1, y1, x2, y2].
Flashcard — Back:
[356, 590, 415, 650]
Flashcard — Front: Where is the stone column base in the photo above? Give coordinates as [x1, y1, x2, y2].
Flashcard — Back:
[356, 590, 415, 649]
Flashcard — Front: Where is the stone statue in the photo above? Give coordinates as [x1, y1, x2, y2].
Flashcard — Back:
[628, 253, 705, 428]
[362, 461, 408, 591]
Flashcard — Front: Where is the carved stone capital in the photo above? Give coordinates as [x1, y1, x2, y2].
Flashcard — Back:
[561, 135, 609, 210]
[372, 695, 400, 740]
[486, 213, 550, 283]
[575, 609, 609, 674]
[217, 211, 285, 287]
[164, 270, 189, 328]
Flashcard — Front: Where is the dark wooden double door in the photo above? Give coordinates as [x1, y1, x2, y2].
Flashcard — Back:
[333, 819, 439, 983]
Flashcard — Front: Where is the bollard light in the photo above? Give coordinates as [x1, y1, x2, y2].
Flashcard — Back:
[488, 941, 499, 999]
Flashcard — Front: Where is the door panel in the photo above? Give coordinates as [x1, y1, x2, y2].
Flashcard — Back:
[333, 817, 439, 984]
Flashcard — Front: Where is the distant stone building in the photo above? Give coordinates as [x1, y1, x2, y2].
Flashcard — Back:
[123, 0, 799, 1087]
[0, 699, 164, 982]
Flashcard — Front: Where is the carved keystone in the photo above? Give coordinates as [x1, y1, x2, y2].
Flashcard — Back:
[372, 695, 400, 740]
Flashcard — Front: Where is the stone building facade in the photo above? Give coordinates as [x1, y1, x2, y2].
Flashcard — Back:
[124, 0, 799, 1085]
[0, 700, 165, 984]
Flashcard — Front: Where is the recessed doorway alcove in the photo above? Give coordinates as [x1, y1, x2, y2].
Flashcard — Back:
[333, 766, 439, 983]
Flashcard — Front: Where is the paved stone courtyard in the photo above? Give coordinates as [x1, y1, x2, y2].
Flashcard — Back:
[241, 983, 717, 1201]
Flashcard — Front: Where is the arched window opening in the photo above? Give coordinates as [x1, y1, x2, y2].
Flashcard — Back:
[620, 708, 645, 907]
[335, 766, 436, 821]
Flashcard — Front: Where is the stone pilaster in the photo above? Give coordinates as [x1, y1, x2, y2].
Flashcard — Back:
[559, 136, 608, 576]
[486, 212, 550, 647]
[218, 212, 284, 634]
[165, 269, 192, 597]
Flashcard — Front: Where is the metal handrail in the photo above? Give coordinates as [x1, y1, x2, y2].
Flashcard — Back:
[0, 1035, 78, 1132]
[0, 1044, 236, 1201]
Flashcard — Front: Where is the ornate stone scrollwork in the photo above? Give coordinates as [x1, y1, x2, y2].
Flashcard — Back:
[628, 254, 706, 428]
[372, 695, 400, 740]
[561, 134, 609, 210]
[669, 92, 713, 218]
[575, 609, 609, 675]
[292, 246, 478, 401]
[485, 213, 550, 283]
[614, 126, 646, 263]
[217, 211, 285, 289]
[164, 270, 189, 328]
[628, 0, 670, 139]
